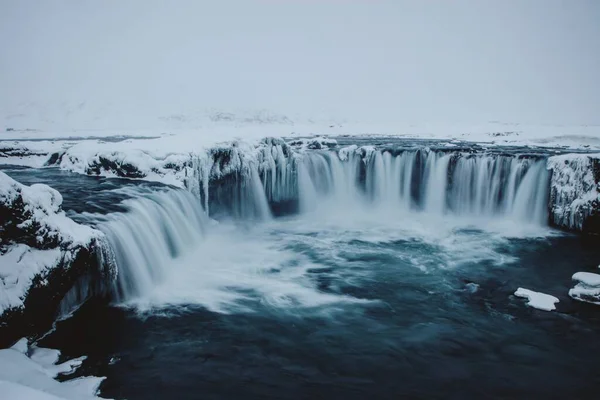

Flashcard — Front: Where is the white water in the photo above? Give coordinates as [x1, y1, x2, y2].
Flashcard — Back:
[99, 194, 550, 313]
[297, 149, 550, 224]
[90, 148, 554, 310]
[95, 190, 208, 301]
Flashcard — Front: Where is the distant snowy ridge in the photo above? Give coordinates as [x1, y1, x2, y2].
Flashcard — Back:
[547, 153, 600, 232]
[0, 172, 116, 346]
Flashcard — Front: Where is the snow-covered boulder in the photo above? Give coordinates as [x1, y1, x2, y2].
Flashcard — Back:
[288, 136, 337, 150]
[0, 338, 109, 399]
[569, 272, 600, 305]
[514, 288, 559, 311]
[547, 153, 600, 232]
[56, 142, 191, 187]
[0, 172, 115, 346]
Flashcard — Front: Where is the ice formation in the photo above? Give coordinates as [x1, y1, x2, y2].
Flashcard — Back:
[514, 288, 559, 311]
[569, 272, 600, 305]
[547, 153, 600, 231]
[0, 338, 108, 399]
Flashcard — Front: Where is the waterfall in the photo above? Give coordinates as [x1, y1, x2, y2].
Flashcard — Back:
[180, 139, 550, 226]
[423, 152, 452, 214]
[366, 151, 402, 207]
[448, 155, 550, 223]
[96, 190, 208, 301]
[90, 144, 554, 306]
[290, 149, 550, 225]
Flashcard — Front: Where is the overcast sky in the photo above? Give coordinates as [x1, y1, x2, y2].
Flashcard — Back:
[1, 0, 599, 126]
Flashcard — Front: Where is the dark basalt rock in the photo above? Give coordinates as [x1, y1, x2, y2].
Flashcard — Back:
[85, 156, 146, 179]
[0, 242, 108, 347]
[45, 151, 64, 166]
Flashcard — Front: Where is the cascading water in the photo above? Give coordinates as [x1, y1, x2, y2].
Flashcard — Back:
[95, 189, 209, 302]
[450, 155, 550, 223]
[180, 140, 550, 226]
[94, 145, 552, 306]
[290, 148, 550, 225]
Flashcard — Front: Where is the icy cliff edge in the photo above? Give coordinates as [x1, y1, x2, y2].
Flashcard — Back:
[0, 172, 115, 346]
[547, 153, 600, 232]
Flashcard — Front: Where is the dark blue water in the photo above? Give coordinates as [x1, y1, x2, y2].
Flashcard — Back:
[4, 167, 600, 399]
[1, 166, 171, 217]
[42, 235, 600, 400]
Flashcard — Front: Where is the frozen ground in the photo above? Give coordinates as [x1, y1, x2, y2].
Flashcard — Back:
[0, 338, 107, 399]
[2, 119, 600, 151]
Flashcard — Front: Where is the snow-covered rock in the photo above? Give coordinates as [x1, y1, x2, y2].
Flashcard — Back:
[514, 288, 559, 311]
[0, 338, 108, 399]
[337, 144, 378, 163]
[569, 272, 600, 305]
[547, 153, 600, 232]
[55, 141, 191, 188]
[0, 172, 115, 346]
[288, 136, 337, 150]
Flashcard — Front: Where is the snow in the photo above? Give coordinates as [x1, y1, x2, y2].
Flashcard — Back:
[30, 347, 61, 367]
[58, 140, 191, 188]
[0, 171, 102, 247]
[514, 288, 559, 311]
[288, 136, 338, 150]
[569, 272, 600, 305]
[2, 120, 600, 197]
[573, 272, 600, 287]
[547, 153, 600, 230]
[0, 339, 108, 400]
[0, 245, 62, 313]
[338, 145, 359, 162]
[0, 172, 107, 315]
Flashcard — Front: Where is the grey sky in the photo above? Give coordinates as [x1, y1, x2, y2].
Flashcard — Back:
[1, 0, 599, 126]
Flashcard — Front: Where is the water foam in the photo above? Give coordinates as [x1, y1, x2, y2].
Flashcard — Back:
[89, 147, 557, 314]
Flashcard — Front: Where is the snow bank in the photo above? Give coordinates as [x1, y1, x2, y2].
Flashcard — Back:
[288, 136, 337, 150]
[0, 140, 69, 168]
[0, 171, 102, 248]
[0, 338, 108, 399]
[1, 172, 116, 345]
[514, 288, 559, 311]
[569, 272, 600, 305]
[337, 145, 376, 163]
[547, 153, 600, 232]
[0, 245, 63, 314]
[2, 117, 600, 150]
[58, 140, 190, 187]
